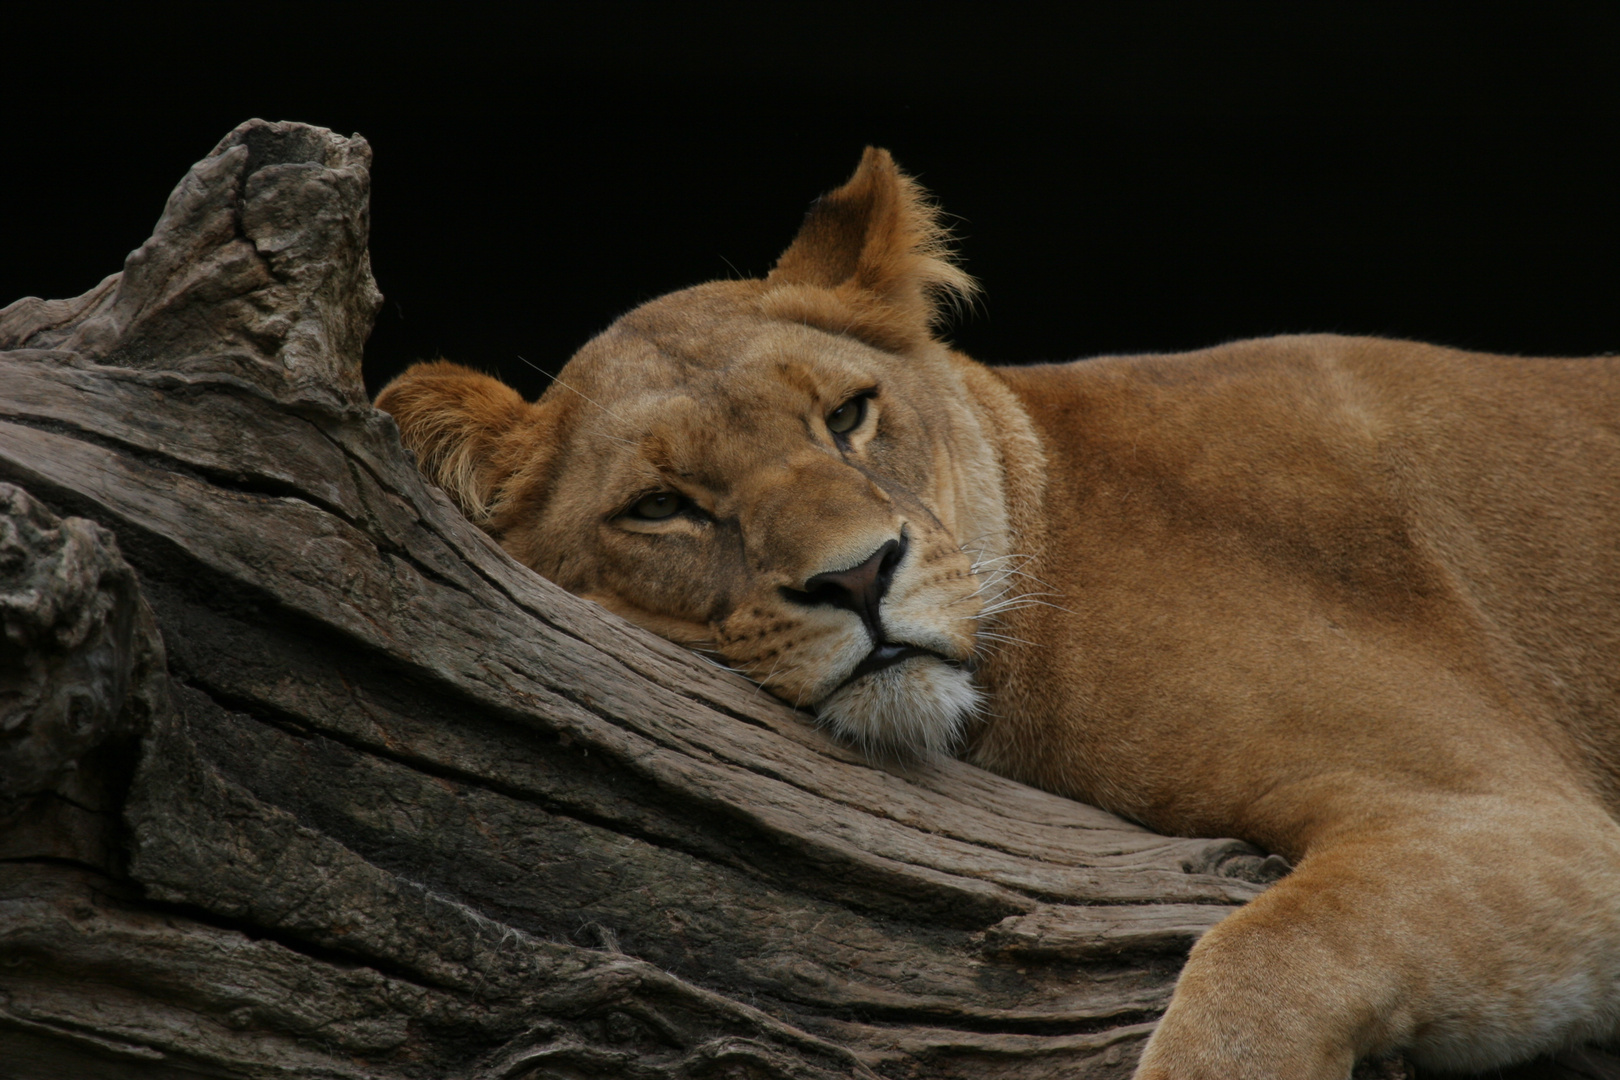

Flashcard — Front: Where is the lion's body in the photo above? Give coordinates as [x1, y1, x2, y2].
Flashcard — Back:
[983, 338, 1620, 837]
[377, 151, 1620, 1078]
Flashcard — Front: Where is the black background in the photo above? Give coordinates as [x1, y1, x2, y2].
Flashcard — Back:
[6, 5, 1617, 402]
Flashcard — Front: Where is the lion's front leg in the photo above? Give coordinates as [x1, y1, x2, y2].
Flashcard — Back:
[1135, 792, 1620, 1080]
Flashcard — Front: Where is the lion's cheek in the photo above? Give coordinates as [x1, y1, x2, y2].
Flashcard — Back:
[881, 555, 984, 664]
[718, 609, 871, 708]
[584, 540, 744, 627]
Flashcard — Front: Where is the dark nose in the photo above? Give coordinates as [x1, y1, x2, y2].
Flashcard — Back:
[785, 536, 907, 643]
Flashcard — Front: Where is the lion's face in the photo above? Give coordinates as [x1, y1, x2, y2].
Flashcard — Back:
[378, 149, 1020, 753]
[518, 286, 998, 750]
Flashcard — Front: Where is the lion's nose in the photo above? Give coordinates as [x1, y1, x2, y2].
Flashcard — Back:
[784, 535, 908, 643]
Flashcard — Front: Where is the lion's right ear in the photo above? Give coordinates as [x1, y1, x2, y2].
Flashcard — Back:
[375, 360, 535, 523]
[764, 147, 976, 354]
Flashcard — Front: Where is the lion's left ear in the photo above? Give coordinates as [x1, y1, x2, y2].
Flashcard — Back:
[764, 147, 976, 353]
[375, 360, 552, 525]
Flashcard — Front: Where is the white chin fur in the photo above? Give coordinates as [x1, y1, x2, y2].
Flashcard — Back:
[813, 658, 980, 756]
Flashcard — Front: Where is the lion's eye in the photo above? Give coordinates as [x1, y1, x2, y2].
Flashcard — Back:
[826, 395, 868, 436]
[629, 492, 684, 520]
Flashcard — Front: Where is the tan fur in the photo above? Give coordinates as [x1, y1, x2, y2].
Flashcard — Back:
[377, 149, 1620, 1078]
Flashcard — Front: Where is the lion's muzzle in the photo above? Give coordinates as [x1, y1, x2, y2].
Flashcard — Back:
[781, 533, 908, 643]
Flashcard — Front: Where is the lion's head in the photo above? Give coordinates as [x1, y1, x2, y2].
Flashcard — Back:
[377, 149, 1042, 754]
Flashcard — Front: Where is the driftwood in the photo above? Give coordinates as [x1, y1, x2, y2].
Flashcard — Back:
[0, 120, 1610, 1080]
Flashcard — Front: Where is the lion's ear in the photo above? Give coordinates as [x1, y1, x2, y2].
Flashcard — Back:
[765, 147, 976, 353]
[375, 360, 536, 523]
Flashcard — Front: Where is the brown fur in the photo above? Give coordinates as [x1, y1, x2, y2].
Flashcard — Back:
[377, 149, 1620, 1078]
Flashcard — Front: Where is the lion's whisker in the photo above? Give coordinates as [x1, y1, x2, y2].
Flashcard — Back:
[976, 631, 1039, 648]
[517, 354, 636, 434]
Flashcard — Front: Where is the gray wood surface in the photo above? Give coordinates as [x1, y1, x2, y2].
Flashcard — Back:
[0, 120, 1607, 1080]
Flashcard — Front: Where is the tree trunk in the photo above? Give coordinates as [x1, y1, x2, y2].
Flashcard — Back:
[0, 120, 1608, 1080]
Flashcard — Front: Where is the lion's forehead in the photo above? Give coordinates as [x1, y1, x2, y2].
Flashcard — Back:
[544, 385, 788, 508]
[613, 382, 802, 454]
[569, 313, 888, 408]
[568, 348, 884, 470]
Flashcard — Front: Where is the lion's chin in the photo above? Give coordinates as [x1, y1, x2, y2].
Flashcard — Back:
[813, 658, 980, 757]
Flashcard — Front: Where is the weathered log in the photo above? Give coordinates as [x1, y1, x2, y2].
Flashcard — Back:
[0, 120, 1609, 1080]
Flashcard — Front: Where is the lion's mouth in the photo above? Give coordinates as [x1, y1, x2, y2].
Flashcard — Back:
[836, 643, 963, 691]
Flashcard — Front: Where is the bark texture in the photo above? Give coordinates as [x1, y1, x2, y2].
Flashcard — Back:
[0, 120, 1610, 1080]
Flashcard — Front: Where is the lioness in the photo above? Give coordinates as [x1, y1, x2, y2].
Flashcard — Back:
[376, 149, 1620, 1079]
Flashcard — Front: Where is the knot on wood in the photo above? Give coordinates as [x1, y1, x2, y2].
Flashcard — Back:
[0, 483, 156, 805]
